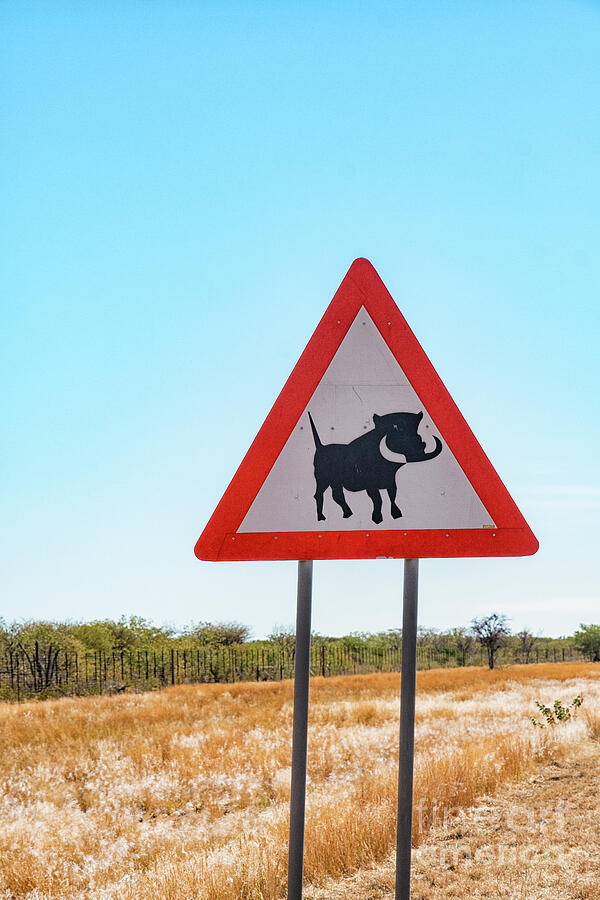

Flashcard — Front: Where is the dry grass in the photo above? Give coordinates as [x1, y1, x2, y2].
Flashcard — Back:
[0, 662, 599, 898]
[306, 738, 600, 899]
[584, 706, 600, 741]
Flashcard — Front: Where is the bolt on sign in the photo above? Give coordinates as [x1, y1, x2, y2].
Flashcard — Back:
[195, 258, 538, 562]
[194, 258, 538, 900]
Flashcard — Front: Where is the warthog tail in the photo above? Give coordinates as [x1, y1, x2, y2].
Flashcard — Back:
[307, 412, 322, 448]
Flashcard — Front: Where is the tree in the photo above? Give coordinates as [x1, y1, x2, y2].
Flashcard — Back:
[470, 614, 511, 670]
[0, 620, 82, 693]
[188, 621, 250, 646]
[0, 620, 82, 655]
[574, 624, 600, 662]
[68, 621, 115, 654]
[267, 625, 296, 653]
[340, 632, 369, 660]
[78, 616, 175, 653]
[383, 629, 403, 651]
[516, 628, 538, 664]
[451, 627, 475, 667]
[428, 629, 452, 655]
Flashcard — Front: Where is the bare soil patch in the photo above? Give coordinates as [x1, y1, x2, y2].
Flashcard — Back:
[306, 739, 600, 899]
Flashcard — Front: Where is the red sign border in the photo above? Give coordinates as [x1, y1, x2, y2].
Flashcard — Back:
[195, 259, 538, 561]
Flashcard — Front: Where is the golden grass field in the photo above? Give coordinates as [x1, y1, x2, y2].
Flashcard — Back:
[1, 662, 599, 899]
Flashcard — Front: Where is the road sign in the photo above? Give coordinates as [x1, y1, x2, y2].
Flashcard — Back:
[194, 258, 539, 900]
[195, 258, 537, 561]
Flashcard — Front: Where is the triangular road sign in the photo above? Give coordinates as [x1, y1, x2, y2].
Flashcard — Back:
[195, 259, 538, 561]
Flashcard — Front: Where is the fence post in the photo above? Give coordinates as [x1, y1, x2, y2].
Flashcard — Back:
[10, 636, 585, 700]
[16, 655, 21, 703]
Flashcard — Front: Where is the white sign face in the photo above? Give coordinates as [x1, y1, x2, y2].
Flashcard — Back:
[239, 308, 495, 533]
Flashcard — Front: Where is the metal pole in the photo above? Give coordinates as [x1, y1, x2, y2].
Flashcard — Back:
[395, 558, 419, 900]
[287, 560, 313, 900]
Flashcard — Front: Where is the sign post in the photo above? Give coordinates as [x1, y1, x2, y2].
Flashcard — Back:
[395, 559, 419, 900]
[194, 258, 538, 898]
[288, 560, 313, 900]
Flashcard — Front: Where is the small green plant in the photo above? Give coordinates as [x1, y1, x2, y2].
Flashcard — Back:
[531, 694, 583, 728]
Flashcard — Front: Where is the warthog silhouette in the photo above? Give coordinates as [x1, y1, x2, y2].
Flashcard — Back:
[308, 411, 443, 524]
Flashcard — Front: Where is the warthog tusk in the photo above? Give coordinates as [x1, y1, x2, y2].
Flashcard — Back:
[421, 436, 443, 460]
[379, 436, 407, 464]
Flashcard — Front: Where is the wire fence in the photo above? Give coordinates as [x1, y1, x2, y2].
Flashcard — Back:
[0, 641, 585, 703]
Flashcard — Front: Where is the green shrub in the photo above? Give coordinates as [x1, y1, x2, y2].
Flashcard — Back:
[531, 695, 583, 728]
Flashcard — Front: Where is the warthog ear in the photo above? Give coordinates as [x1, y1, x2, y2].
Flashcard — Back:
[373, 414, 381, 427]
[417, 411, 424, 422]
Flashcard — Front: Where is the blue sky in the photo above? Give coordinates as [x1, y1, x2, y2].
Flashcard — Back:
[2, 1, 598, 639]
